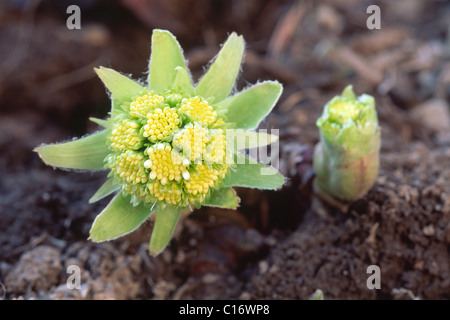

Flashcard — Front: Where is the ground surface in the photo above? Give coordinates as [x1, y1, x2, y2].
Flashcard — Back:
[0, 0, 449, 299]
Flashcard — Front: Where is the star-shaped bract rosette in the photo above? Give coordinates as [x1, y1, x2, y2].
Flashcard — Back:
[35, 30, 285, 256]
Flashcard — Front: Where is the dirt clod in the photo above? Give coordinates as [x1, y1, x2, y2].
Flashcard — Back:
[5, 246, 61, 294]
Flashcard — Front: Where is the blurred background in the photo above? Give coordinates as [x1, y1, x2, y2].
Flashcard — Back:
[0, 0, 449, 300]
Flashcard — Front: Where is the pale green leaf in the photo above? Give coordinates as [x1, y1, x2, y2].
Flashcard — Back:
[342, 85, 356, 100]
[217, 81, 283, 129]
[89, 193, 154, 242]
[148, 29, 189, 93]
[195, 32, 244, 103]
[226, 129, 278, 152]
[149, 205, 181, 256]
[309, 289, 324, 300]
[111, 98, 124, 115]
[171, 66, 195, 96]
[34, 130, 110, 170]
[203, 187, 240, 209]
[89, 117, 110, 128]
[89, 178, 121, 203]
[95, 67, 145, 103]
[222, 153, 285, 190]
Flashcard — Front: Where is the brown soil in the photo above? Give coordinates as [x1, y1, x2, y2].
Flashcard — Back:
[0, 0, 449, 300]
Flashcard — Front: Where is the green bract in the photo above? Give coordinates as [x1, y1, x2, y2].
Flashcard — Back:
[34, 30, 285, 256]
[313, 85, 380, 204]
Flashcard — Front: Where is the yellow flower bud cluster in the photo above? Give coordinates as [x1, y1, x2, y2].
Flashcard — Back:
[185, 163, 229, 203]
[129, 92, 164, 118]
[144, 143, 190, 185]
[172, 123, 208, 162]
[147, 180, 183, 205]
[108, 149, 148, 185]
[211, 118, 226, 128]
[179, 97, 218, 127]
[123, 183, 155, 204]
[109, 120, 142, 150]
[204, 129, 227, 164]
[106, 90, 231, 207]
[142, 107, 181, 142]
